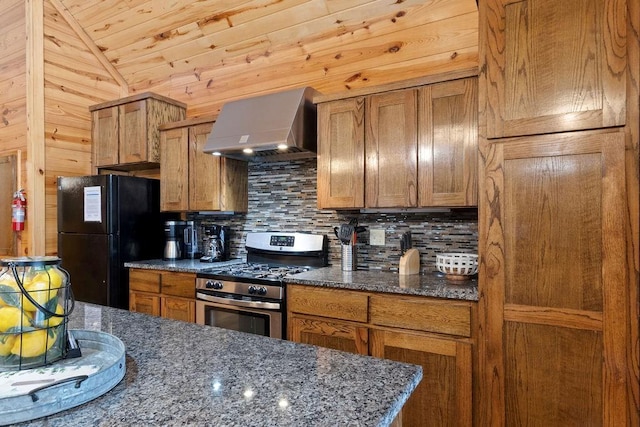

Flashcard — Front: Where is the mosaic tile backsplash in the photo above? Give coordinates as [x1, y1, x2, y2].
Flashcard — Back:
[191, 159, 478, 273]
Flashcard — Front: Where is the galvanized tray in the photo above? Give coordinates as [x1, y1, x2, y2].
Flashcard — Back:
[0, 329, 125, 425]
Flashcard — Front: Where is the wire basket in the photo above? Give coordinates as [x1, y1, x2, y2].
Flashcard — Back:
[436, 253, 478, 280]
[0, 257, 74, 371]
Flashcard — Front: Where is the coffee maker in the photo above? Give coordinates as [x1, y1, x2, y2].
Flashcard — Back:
[200, 225, 230, 262]
[163, 220, 186, 260]
[183, 220, 201, 259]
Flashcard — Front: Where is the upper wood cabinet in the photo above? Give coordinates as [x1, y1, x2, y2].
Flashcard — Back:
[419, 78, 477, 206]
[317, 97, 365, 209]
[316, 74, 478, 209]
[366, 89, 418, 208]
[481, 0, 627, 139]
[90, 93, 187, 170]
[159, 118, 248, 212]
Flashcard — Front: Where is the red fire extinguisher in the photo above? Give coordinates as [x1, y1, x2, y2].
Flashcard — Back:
[12, 189, 26, 232]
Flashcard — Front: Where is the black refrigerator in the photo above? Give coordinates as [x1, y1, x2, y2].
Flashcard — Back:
[57, 175, 167, 309]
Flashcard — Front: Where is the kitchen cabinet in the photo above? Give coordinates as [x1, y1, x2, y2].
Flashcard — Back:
[418, 78, 477, 206]
[316, 74, 478, 209]
[90, 92, 187, 170]
[316, 97, 365, 209]
[159, 118, 248, 212]
[481, 0, 627, 139]
[477, 130, 634, 425]
[287, 284, 475, 426]
[129, 268, 196, 323]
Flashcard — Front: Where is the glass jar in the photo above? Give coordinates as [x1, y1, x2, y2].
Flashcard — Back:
[0, 256, 74, 371]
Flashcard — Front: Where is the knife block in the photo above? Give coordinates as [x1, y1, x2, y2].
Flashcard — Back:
[399, 248, 420, 275]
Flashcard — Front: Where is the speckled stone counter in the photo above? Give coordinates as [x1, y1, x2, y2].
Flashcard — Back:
[14, 302, 422, 426]
[285, 266, 478, 301]
[124, 258, 243, 273]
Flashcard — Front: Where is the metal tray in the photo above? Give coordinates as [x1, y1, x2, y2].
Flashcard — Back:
[0, 329, 125, 425]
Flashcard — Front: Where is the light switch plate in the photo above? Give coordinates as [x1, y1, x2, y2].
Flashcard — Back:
[370, 229, 385, 246]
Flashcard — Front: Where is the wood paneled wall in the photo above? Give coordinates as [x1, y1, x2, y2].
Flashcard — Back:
[42, 0, 122, 254]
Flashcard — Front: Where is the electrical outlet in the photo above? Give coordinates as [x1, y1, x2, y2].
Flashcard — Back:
[370, 229, 385, 246]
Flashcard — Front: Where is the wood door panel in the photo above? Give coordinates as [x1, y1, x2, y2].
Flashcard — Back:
[504, 322, 603, 425]
[290, 316, 368, 355]
[288, 284, 368, 323]
[119, 100, 147, 164]
[483, 0, 626, 138]
[161, 297, 195, 323]
[317, 97, 365, 209]
[366, 90, 418, 207]
[129, 269, 161, 293]
[504, 153, 603, 311]
[129, 292, 160, 316]
[92, 107, 119, 167]
[160, 127, 189, 211]
[160, 272, 195, 298]
[188, 122, 219, 211]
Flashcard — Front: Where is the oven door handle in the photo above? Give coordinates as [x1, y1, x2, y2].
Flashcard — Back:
[196, 292, 282, 310]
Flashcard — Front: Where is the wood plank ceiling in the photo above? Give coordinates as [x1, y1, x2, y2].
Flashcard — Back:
[53, 0, 478, 116]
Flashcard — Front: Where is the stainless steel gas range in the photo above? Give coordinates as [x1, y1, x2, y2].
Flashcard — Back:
[195, 232, 328, 339]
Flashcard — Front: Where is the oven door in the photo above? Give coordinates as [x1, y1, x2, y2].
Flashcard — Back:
[196, 293, 283, 339]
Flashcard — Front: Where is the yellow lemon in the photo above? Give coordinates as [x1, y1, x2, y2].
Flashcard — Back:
[32, 268, 65, 289]
[0, 277, 21, 308]
[32, 304, 65, 328]
[0, 333, 16, 356]
[0, 306, 32, 332]
[21, 280, 57, 312]
[11, 329, 57, 358]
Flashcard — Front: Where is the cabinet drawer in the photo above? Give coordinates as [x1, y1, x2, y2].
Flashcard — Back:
[369, 294, 472, 337]
[288, 285, 368, 323]
[161, 272, 195, 298]
[129, 269, 160, 293]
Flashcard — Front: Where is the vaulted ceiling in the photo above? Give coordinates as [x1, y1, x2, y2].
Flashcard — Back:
[52, 0, 479, 116]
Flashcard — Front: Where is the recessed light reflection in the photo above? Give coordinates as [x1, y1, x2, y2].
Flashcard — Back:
[243, 388, 255, 399]
[242, 148, 254, 154]
[212, 151, 222, 156]
[212, 380, 222, 392]
[278, 398, 289, 409]
[277, 144, 288, 151]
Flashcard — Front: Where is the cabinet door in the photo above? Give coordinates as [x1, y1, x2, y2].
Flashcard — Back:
[366, 90, 418, 207]
[160, 272, 195, 299]
[119, 100, 148, 164]
[482, 0, 626, 138]
[129, 291, 161, 316]
[92, 107, 119, 167]
[419, 78, 477, 207]
[317, 97, 365, 209]
[161, 296, 195, 323]
[160, 127, 189, 211]
[370, 329, 472, 427]
[289, 314, 368, 355]
[478, 131, 632, 425]
[189, 122, 220, 211]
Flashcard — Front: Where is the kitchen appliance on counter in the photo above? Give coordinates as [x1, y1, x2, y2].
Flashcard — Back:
[196, 232, 328, 338]
[163, 220, 186, 261]
[57, 175, 171, 309]
[200, 225, 230, 262]
[183, 220, 201, 259]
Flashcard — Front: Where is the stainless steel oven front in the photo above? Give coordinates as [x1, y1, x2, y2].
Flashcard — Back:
[195, 278, 284, 339]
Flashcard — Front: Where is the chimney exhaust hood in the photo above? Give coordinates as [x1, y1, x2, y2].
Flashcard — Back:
[203, 87, 320, 162]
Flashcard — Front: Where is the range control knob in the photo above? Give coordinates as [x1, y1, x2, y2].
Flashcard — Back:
[206, 280, 223, 290]
[248, 285, 257, 295]
[257, 287, 267, 296]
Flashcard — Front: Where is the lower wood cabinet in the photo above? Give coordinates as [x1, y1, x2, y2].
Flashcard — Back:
[287, 284, 475, 427]
[129, 268, 196, 323]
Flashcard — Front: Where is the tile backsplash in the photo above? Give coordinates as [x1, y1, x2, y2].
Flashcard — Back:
[191, 158, 478, 273]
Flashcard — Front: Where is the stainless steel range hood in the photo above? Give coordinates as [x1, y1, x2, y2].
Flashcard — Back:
[203, 87, 320, 162]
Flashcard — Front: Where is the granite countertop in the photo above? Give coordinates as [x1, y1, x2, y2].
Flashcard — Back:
[124, 258, 243, 273]
[285, 266, 478, 301]
[15, 303, 422, 426]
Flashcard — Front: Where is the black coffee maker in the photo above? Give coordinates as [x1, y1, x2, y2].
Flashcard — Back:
[200, 225, 230, 262]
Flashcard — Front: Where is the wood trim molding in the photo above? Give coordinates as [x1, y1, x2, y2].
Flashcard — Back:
[48, 0, 129, 96]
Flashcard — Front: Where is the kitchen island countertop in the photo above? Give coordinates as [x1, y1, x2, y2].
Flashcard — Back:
[15, 302, 422, 426]
[286, 266, 478, 301]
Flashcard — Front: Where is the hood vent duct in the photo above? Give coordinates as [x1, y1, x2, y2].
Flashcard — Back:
[203, 87, 320, 162]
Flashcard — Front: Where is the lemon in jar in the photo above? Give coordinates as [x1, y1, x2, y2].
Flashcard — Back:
[0, 333, 16, 356]
[0, 277, 21, 308]
[32, 268, 65, 289]
[0, 306, 32, 332]
[21, 279, 58, 312]
[11, 328, 57, 358]
[32, 303, 65, 328]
